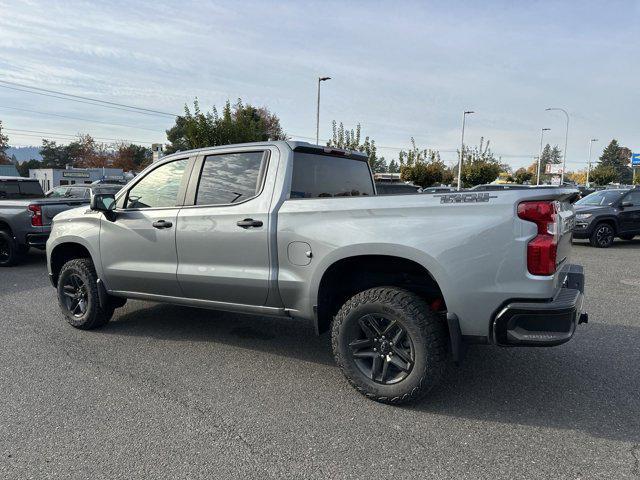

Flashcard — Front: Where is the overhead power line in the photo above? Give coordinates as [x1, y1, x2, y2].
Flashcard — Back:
[4, 127, 155, 145]
[0, 78, 592, 165]
[0, 79, 178, 117]
[0, 105, 162, 133]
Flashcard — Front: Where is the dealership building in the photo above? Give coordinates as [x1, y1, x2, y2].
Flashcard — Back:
[29, 167, 126, 191]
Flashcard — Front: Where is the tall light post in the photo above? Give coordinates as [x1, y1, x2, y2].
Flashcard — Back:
[545, 107, 570, 184]
[536, 128, 551, 185]
[457, 110, 474, 190]
[316, 76, 331, 145]
[586, 138, 598, 187]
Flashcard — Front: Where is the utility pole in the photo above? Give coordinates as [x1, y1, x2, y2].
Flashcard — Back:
[457, 110, 474, 190]
[546, 107, 570, 184]
[586, 138, 598, 187]
[316, 77, 331, 145]
[537, 128, 551, 185]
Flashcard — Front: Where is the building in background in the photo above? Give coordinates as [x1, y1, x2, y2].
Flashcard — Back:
[0, 165, 20, 177]
[29, 166, 125, 192]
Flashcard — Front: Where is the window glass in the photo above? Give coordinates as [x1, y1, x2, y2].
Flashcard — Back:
[624, 191, 640, 205]
[18, 181, 45, 197]
[46, 187, 68, 198]
[0, 181, 20, 198]
[126, 159, 188, 209]
[576, 190, 626, 206]
[196, 152, 265, 205]
[290, 153, 374, 199]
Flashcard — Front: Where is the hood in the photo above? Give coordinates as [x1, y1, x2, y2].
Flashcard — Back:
[574, 204, 611, 215]
[52, 204, 93, 222]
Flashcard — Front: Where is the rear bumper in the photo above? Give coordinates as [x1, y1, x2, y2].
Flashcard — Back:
[26, 233, 50, 248]
[492, 264, 586, 346]
[572, 222, 593, 239]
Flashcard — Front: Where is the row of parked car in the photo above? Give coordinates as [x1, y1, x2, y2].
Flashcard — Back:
[376, 180, 640, 248]
[0, 176, 124, 266]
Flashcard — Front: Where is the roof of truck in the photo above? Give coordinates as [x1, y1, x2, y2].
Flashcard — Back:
[160, 140, 368, 161]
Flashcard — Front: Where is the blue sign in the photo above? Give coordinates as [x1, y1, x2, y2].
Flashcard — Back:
[633, 153, 640, 167]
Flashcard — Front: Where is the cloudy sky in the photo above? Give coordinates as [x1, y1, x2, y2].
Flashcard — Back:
[0, 0, 638, 169]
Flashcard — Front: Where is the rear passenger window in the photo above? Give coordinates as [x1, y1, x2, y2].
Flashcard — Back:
[196, 152, 266, 205]
[290, 153, 374, 199]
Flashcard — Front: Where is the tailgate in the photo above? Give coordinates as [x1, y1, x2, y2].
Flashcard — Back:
[39, 199, 87, 226]
[555, 198, 576, 267]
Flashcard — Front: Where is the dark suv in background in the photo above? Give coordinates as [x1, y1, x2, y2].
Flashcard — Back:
[573, 187, 640, 247]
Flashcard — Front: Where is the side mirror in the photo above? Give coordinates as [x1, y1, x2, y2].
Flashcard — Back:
[90, 193, 117, 220]
[620, 201, 633, 208]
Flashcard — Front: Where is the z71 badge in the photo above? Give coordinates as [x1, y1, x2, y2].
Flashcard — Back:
[434, 192, 498, 204]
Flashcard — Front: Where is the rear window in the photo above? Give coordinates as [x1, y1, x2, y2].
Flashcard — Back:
[0, 180, 44, 199]
[290, 153, 374, 199]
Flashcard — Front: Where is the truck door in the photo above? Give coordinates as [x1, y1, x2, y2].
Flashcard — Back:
[99, 158, 192, 297]
[619, 190, 640, 234]
[176, 149, 272, 305]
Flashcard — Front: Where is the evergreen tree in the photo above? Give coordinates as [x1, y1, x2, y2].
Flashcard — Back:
[598, 139, 632, 183]
[387, 159, 399, 174]
[0, 120, 10, 165]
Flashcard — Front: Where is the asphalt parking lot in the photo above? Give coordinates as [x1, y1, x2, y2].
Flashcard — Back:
[1, 240, 639, 479]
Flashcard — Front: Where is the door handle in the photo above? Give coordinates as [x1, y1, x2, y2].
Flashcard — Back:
[152, 220, 173, 229]
[236, 218, 263, 228]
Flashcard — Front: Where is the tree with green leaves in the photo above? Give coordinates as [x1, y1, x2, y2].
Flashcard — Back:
[398, 138, 450, 187]
[454, 137, 503, 187]
[387, 159, 399, 174]
[17, 159, 41, 177]
[513, 167, 533, 184]
[598, 139, 632, 184]
[327, 121, 387, 173]
[165, 99, 287, 154]
[0, 120, 10, 165]
[589, 164, 618, 185]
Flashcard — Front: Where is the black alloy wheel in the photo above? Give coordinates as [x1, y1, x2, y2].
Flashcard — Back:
[61, 273, 89, 318]
[348, 314, 415, 385]
[591, 223, 614, 248]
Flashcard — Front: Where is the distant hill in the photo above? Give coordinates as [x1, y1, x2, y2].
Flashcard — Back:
[6, 146, 42, 162]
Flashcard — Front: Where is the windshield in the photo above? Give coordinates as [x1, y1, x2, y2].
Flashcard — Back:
[576, 190, 627, 206]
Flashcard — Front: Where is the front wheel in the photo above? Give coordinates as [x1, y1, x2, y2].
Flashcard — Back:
[57, 258, 114, 329]
[589, 223, 615, 248]
[332, 287, 447, 404]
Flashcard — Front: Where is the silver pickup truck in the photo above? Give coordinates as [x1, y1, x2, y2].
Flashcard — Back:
[46, 141, 586, 404]
[0, 177, 88, 266]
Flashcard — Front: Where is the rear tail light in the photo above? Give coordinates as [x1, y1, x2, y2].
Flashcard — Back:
[517, 200, 559, 276]
[28, 204, 43, 227]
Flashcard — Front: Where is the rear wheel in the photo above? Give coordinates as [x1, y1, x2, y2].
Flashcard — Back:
[589, 223, 615, 248]
[0, 231, 21, 267]
[619, 234, 635, 241]
[332, 287, 447, 404]
[57, 258, 114, 329]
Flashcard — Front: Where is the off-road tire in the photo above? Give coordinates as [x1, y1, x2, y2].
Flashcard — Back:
[57, 258, 114, 329]
[589, 222, 615, 248]
[0, 230, 22, 267]
[332, 287, 447, 404]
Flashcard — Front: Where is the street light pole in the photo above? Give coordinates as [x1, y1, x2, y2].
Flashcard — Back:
[316, 76, 331, 145]
[537, 128, 551, 185]
[457, 110, 474, 190]
[546, 107, 570, 184]
[586, 138, 598, 188]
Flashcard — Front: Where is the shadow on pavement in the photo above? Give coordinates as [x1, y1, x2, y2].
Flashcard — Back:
[103, 302, 640, 443]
